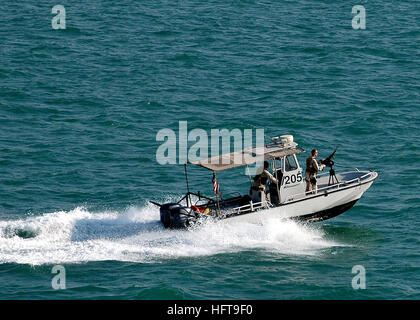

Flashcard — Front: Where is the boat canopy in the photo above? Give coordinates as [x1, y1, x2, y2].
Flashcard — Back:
[188, 144, 305, 172]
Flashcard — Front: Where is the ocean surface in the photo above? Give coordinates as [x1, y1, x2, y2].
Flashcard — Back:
[0, 1, 419, 299]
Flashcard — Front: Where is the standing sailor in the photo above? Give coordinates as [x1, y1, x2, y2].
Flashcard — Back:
[305, 149, 325, 194]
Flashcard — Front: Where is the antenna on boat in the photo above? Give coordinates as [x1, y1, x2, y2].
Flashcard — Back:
[212, 171, 221, 217]
[184, 163, 191, 207]
[244, 123, 278, 146]
[245, 164, 253, 186]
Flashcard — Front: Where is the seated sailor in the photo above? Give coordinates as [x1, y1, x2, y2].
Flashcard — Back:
[250, 161, 278, 203]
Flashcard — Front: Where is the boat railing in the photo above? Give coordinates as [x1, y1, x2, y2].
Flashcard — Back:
[317, 169, 370, 179]
[284, 170, 374, 203]
[226, 200, 271, 217]
[184, 191, 244, 205]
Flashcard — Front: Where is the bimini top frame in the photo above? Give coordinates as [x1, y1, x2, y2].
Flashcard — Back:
[188, 143, 305, 172]
[183, 141, 304, 216]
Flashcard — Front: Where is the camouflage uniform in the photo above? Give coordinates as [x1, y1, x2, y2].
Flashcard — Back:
[305, 156, 325, 193]
[253, 169, 278, 192]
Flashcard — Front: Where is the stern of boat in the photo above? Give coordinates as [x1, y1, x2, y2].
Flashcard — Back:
[160, 203, 192, 229]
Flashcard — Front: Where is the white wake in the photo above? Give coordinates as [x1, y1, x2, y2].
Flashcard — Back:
[0, 202, 342, 265]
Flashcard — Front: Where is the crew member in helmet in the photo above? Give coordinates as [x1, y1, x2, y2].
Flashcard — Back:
[252, 161, 278, 192]
[305, 149, 325, 194]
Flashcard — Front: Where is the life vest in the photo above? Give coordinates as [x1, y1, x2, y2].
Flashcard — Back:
[192, 205, 210, 215]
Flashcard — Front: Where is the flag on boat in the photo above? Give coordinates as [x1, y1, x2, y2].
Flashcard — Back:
[212, 172, 219, 196]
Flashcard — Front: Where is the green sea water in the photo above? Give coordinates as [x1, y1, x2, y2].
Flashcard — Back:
[0, 1, 419, 299]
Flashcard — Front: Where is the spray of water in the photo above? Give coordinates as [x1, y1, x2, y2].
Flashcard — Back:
[0, 202, 342, 266]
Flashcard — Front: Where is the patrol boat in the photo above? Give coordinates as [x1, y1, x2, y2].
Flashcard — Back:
[152, 135, 378, 229]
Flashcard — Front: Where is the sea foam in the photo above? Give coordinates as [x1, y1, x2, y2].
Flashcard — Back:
[0, 202, 341, 265]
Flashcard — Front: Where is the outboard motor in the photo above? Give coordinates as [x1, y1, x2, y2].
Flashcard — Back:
[160, 203, 192, 229]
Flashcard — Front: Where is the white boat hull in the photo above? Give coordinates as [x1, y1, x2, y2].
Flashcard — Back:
[221, 171, 377, 224]
[158, 170, 378, 228]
